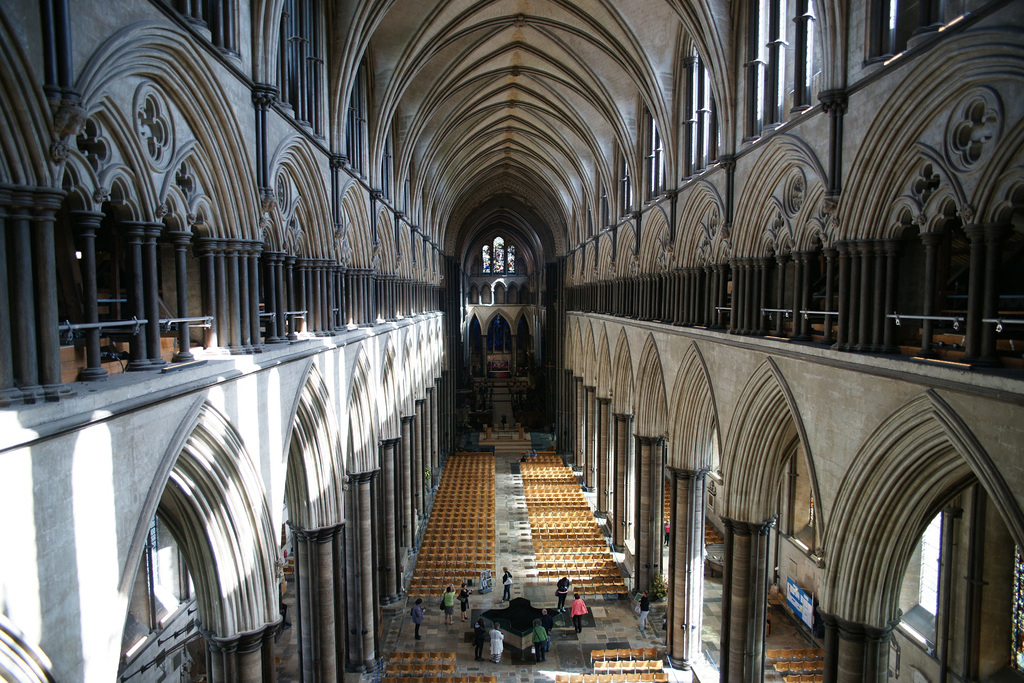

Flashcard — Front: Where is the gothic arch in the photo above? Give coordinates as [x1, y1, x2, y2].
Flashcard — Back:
[595, 325, 613, 399]
[611, 329, 634, 414]
[0, 9, 51, 186]
[339, 181, 372, 268]
[346, 349, 379, 473]
[268, 136, 334, 257]
[674, 180, 725, 267]
[283, 363, 346, 531]
[75, 23, 259, 231]
[581, 323, 597, 386]
[380, 340, 401, 438]
[0, 613, 55, 683]
[634, 335, 668, 437]
[822, 390, 1024, 626]
[639, 208, 671, 273]
[843, 31, 1024, 240]
[666, 342, 721, 471]
[720, 359, 822, 531]
[157, 403, 279, 636]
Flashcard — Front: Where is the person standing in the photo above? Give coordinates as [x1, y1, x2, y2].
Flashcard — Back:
[540, 608, 554, 653]
[474, 618, 487, 660]
[555, 575, 570, 612]
[531, 619, 548, 663]
[637, 591, 651, 631]
[664, 520, 670, 545]
[501, 567, 513, 601]
[459, 582, 472, 622]
[489, 623, 505, 663]
[442, 584, 457, 625]
[411, 598, 425, 640]
[570, 593, 588, 634]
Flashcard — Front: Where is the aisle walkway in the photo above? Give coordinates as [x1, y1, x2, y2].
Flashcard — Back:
[375, 446, 670, 683]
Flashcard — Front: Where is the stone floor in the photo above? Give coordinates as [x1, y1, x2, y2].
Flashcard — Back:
[273, 442, 822, 683]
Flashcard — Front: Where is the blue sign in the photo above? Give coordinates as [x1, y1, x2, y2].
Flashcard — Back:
[786, 577, 814, 629]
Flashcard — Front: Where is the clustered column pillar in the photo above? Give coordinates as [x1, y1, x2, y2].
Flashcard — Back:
[380, 438, 401, 603]
[596, 397, 612, 516]
[349, 470, 379, 671]
[291, 521, 346, 682]
[583, 385, 596, 489]
[820, 614, 894, 683]
[666, 466, 708, 670]
[414, 399, 426, 526]
[612, 412, 632, 551]
[204, 624, 280, 683]
[70, 210, 109, 379]
[400, 415, 416, 547]
[720, 516, 775, 683]
[633, 435, 663, 590]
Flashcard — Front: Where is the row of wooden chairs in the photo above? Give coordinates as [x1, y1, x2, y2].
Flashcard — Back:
[590, 648, 661, 662]
[783, 676, 823, 683]
[593, 660, 663, 673]
[521, 460, 627, 596]
[410, 455, 494, 597]
[555, 674, 669, 683]
[387, 663, 455, 676]
[389, 652, 456, 663]
[766, 648, 823, 660]
[774, 662, 822, 674]
[382, 677, 496, 683]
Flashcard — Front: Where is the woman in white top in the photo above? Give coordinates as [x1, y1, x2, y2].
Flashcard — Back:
[489, 624, 505, 662]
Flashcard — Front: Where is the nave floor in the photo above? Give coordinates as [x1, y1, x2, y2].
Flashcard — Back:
[273, 444, 821, 683]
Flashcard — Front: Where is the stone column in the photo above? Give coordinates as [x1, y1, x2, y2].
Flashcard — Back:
[203, 622, 281, 683]
[225, 241, 244, 353]
[198, 239, 219, 349]
[122, 222, 151, 370]
[612, 413, 632, 550]
[236, 242, 252, 351]
[414, 400, 426, 525]
[822, 247, 837, 345]
[820, 613, 894, 683]
[350, 470, 379, 671]
[918, 232, 942, 357]
[247, 246, 263, 350]
[634, 435, 663, 590]
[797, 251, 814, 340]
[774, 253, 789, 337]
[980, 224, 1010, 364]
[432, 379, 441, 469]
[720, 516, 775, 683]
[426, 385, 437, 472]
[215, 244, 230, 345]
[855, 241, 874, 351]
[71, 210, 109, 378]
[291, 522, 346, 682]
[596, 397, 612, 516]
[834, 242, 851, 350]
[165, 230, 195, 363]
[881, 241, 900, 353]
[0, 194, 15, 401]
[400, 415, 415, 548]
[584, 386, 596, 489]
[666, 466, 707, 670]
[378, 438, 401, 603]
[31, 192, 65, 397]
[140, 223, 168, 366]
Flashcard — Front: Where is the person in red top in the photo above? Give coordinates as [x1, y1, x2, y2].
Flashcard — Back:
[570, 593, 588, 633]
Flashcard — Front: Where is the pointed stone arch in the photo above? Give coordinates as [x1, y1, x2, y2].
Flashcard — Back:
[346, 349, 379, 473]
[611, 330, 634, 414]
[634, 335, 668, 438]
[283, 362, 346, 531]
[0, 613, 55, 683]
[379, 339, 401, 439]
[581, 323, 597, 386]
[158, 403, 279, 637]
[823, 390, 1024, 627]
[595, 325, 613, 398]
[667, 342, 721, 471]
[720, 358, 821, 531]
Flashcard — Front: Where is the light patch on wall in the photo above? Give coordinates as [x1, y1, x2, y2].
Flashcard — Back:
[0, 447, 42, 641]
[72, 421, 122, 675]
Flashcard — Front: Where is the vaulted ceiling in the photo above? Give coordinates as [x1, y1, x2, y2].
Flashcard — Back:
[336, 0, 733, 266]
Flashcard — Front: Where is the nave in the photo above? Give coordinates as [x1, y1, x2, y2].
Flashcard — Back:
[273, 439, 822, 683]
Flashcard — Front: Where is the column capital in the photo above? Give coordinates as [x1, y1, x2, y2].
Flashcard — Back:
[401, 414, 416, 424]
[634, 433, 666, 447]
[597, 396, 612, 406]
[612, 412, 634, 421]
[348, 469, 379, 484]
[666, 465, 710, 480]
[288, 520, 345, 542]
[821, 611, 897, 643]
[721, 515, 777, 536]
[379, 437, 401, 448]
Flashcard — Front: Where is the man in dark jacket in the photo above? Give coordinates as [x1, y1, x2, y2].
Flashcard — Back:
[540, 608, 555, 652]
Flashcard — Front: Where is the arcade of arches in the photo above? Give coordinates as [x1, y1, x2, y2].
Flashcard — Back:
[1, 1, 1023, 683]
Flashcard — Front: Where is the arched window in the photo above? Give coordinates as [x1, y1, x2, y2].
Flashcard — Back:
[278, 0, 323, 134]
[481, 237, 517, 274]
[684, 51, 719, 175]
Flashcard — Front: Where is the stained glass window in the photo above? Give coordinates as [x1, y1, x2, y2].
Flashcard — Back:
[507, 245, 516, 274]
[482, 245, 490, 273]
[493, 237, 505, 274]
[1013, 545, 1024, 670]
